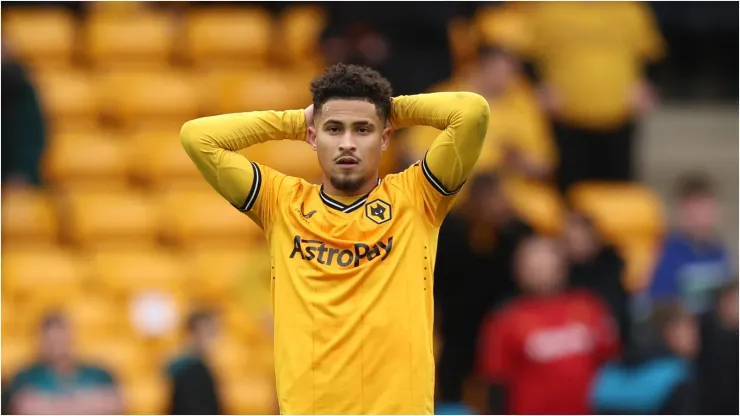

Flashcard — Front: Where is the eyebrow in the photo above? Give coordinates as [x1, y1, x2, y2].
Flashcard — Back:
[323, 119, 373, 126]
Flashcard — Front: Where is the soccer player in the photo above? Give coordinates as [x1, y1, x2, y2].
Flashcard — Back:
[181, 63, 489, 414]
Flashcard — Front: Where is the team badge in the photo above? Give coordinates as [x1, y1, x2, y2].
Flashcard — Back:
[365, 199, 392, 225]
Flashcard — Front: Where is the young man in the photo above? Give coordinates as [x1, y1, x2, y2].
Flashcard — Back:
[181, 63, 490, 414]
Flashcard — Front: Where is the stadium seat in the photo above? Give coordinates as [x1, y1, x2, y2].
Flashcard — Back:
[187, 248, 252, 300]
[77, 336, 153, 384]
[43, 131, 130, 189]
[2, 8, 77, 69]
[128, 130, 206, 188]
[122, 374, 169, 415]
[619, 238, 661, 293]
[503, 179, 565, 235]
[63, 294, 130, 340]
[1, 335, 35, 381]
[568, 182, 666, 247]
[61, 189, 160, 249]
[99, 70, 198, 131]
[90, 248, 189, 297]
[1, 188, 59, 248]
[200, 69, 314, 115]
[184, 8, 273, 69]
[158, 189, 264, 249]
[254, 139, 323, 183]
[32, 70, 100, 134]
[85, 11, 176, 69]
[277, 5, 326, 69]
[222, 376, 277, 415]
[1, 248, 86, 303]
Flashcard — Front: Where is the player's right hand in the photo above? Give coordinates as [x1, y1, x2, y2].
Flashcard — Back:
[304, 104, 315, 142]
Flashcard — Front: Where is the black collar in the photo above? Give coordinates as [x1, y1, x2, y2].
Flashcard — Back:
[319, 179, 381, 213]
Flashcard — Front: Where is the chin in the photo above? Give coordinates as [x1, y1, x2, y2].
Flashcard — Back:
[330, 172, 366, 193]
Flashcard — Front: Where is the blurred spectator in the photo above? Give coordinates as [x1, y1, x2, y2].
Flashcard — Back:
[435, 172, 533, 406]
[7, 313, 123, 415]
[648, 173, 732, 315]
[1, 41, 46, 188]
[591, 300, 699, 415]
[400, 45, 556, 183]
[697, 282, 739, 415]
[521, 2, 665, 193]
[477, 237, 619, 415]
[165, 310, 222, 415]
[320, 3, 471, 95]
[563, 212, 631, 347]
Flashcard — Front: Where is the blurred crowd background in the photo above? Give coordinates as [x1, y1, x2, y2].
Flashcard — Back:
[1, 1, 738, 415]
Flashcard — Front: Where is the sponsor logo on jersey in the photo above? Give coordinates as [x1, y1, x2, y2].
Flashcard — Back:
[289, 235, 393, 267]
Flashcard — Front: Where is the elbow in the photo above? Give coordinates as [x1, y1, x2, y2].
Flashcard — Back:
[457, 92, 490, 137]
[180, 118, 210, 153]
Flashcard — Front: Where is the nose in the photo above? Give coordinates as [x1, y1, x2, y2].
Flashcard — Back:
[338, 131, 356, 152]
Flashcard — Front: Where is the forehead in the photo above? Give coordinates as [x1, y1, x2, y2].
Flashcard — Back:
[319, 99, 380, 123]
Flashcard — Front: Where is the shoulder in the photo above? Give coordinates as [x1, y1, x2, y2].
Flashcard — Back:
[78, 364, 116, 383]
[166, 354, 201, 377]
[10, 362, 47, 384]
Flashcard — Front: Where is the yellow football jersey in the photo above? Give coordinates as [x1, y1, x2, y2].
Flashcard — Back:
[248, 159, 458, 414]
[181, 92, 490, 414]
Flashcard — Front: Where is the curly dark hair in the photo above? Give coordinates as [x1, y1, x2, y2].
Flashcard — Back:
[310, 63, 393, 121]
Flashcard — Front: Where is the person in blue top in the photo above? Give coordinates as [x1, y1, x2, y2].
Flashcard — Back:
[648, 173, 732, 315]
[7, 312, 123, 415]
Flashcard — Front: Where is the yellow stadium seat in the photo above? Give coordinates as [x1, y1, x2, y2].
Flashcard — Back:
[122, 375, 169, 415]
[187, 248, 251, 300]
[277, 5, 326, 68]
[184, 8, 273, 69]
[503, 179, 565, 235]
[200, 69, 314, 115]
[619, 238, 661, 293]
[32, 70, 100, 134]
[63, 294, 130, 340]
[99, 71, 199, 131]
[85, 11, 176, 69]
[207, 336, 258, 381]
[77, 336, 153, 384]
[568, 182, 666, 247]
[251, 139, 323, 183]
[222, 376, 277, 415]
[61, 189, 160, 249]
[159, 189, 264, 249]
[1, 188, 59, 247]
[43, 131, 130, 189]
[1, 335, 35, 381]
[90, 248, 189, 297]
[1, 248, 86, 303]
[128, 130, 206, 188]
[2, 8, 76, 69]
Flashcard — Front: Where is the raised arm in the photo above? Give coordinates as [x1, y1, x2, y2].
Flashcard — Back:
[180, 110, 306, 226]
[391, 92, 490, 193]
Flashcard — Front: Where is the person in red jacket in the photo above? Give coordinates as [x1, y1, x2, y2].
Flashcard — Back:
[477, 236, 620, 414]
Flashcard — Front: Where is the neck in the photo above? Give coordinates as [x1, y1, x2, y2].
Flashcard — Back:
[323, 174, 379, 197]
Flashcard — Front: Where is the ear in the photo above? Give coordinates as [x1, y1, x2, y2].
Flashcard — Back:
[306, 126, 318, 151]
[380, 126, 392, 151]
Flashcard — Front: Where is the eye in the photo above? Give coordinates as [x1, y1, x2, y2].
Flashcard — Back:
[358, 127, 370, 134]
[328, 126, 340, 133]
